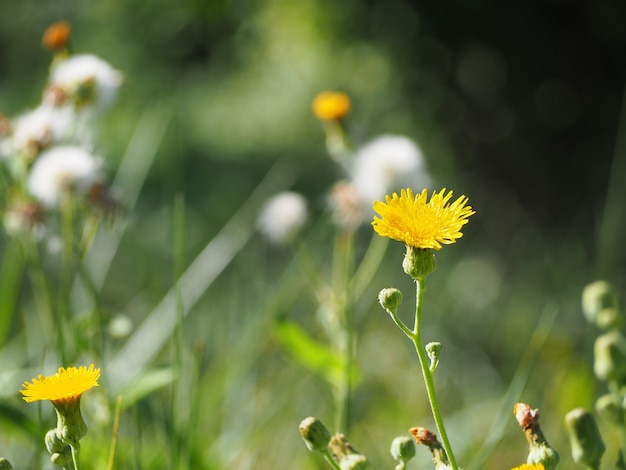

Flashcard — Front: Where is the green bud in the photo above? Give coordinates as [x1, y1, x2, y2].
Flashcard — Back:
[565, 408, 605, 468]
[426, 342, 442, 372]
[527, 442, 560, 470]
[402, 246, 436, 281]
[0, 459, 13, 470]
[582, 281, 622, 330]
[299, 417, 331, 452]
[595, 393, 622, 425]
[594, 331, 626, 383]
[378, 288, 403, 314]
[53, 397, 88, 447]
[390, 435, 416, 463]
[45, 430, 73, 467]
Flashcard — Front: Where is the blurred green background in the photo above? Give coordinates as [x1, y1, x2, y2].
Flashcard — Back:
[1, 0, 625, 468]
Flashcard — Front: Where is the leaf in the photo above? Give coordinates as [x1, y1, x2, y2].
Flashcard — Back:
[273, 319, 358, 386]
[118, 367, 175, 409]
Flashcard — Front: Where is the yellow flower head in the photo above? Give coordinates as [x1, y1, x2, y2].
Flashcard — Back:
[512, 464, 545, 470]
[311, 91, 351, 121]
[21, 364, 100, 405]
[372, 188, 474, 250]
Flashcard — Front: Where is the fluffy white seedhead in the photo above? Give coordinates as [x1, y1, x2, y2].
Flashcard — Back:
[257, 191, 308, 244]
[11, 105, 75, 156]
[351, 135, 432, 204]
[50, 54, 123, 113]
[27, 145, 103, 207]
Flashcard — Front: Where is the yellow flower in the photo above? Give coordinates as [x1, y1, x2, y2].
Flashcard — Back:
[311, 91, 351, 121]
[512, 464, 545, 470]
[372, 188, 474, 250]
[21, 364, 100, 405]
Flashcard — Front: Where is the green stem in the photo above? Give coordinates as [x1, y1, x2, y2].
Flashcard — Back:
[172, 193, 186, 469]
[332, 230, 355, 434]
[321, 448, 342, 470]
[58, 196, 75, 363]
[70, 443, 80, 470]
[411, 278, 459, 470]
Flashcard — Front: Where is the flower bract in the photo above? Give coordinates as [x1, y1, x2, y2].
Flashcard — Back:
[21, 364, 100, 404]
[372, 188, 474, 250]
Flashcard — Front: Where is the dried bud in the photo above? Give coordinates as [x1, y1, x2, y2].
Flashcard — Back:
[42, 22, 71, 51]
[329, 434, 369, 469]
[513, 403, 559, 470]
[565, 408, 605, 468]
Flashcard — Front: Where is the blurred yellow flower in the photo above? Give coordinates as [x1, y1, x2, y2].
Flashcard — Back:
[512, 464, 545, 470]
[372, 188, 474, 250]
[21, 364, 100, 405]
[311, 91, 351, 121]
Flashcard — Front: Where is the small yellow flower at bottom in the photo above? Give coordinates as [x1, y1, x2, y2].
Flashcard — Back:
[372, 188, 474, 250]
[20, 364, 100, 405]
[512, 464, 545, 470]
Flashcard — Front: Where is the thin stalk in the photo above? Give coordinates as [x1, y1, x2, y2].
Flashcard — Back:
[412, 278, 458, 470]
[321, 448, 342, 470]
[331, 230, 355, 434]
[22, 240, 56, 347]
[58, 195, 75, 363]
[107, 394, 123, 470]
[172, 194, 186, 469]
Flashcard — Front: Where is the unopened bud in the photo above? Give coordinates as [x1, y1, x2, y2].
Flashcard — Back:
[0, 459, 13, 470]
[565, 408, 605, 468]
[582, 281, 622, 330]
[299, 416, 331, 452]
[594, 331, 626, 383]
[378, 288, 403, 314]
[426, 342, 442, 372]
[390, 435, 416, 464]
[403, 246, 436, 281]
[595, 393, 622, 425]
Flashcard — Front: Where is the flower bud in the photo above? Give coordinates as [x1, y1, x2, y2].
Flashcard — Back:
[595, 393, 622, 425]
[45, 430, 72, 467]
[426, 342, 442, 372]
[299, 417, 331, 452]
[594, 331, 626, 383]
[403, 246, 436, 281]
[312, 92, 351, 121]
[329, 434, 369, 469]
[0, 459, 13, 470]
[582, 281, 622, 330]
[390, 435, 416, 464]
[378, 288, 403, 314]
[527, 444, 559, 470]
[339, 454, 369, 469]
[564, 408, 605, 468]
